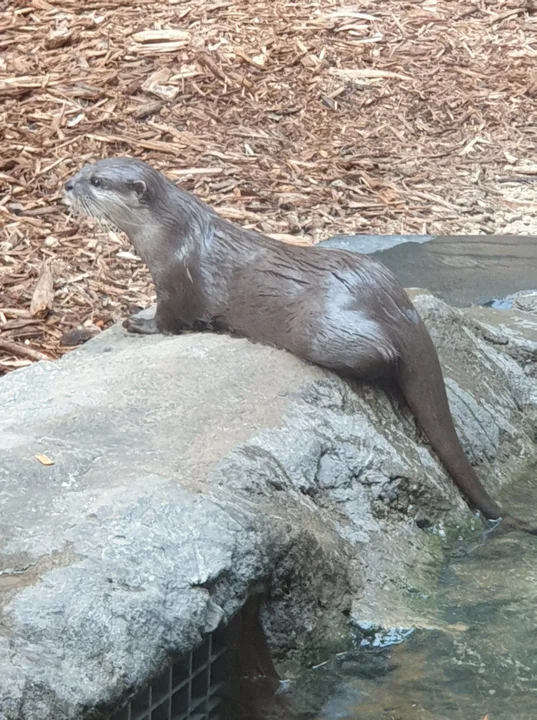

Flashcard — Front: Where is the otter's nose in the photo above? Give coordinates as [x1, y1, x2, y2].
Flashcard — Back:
[64, 179, 74, 193]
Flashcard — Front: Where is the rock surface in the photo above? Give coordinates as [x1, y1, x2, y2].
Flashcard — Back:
[0, 292, 536, 719]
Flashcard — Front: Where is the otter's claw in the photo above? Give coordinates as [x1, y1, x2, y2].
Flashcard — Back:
[123, 315, 159, 335]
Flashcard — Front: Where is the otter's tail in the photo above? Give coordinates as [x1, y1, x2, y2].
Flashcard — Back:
[395, 322, 505, 521]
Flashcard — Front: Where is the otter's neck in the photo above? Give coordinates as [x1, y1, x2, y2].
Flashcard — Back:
[126, 224, 170, 268]
[124, 208, 193, 267]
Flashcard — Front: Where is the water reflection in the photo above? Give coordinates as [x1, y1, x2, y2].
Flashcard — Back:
[232, 594, 317, 720]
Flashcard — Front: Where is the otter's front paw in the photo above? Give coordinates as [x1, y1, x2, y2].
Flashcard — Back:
[123, 315, 160, 335]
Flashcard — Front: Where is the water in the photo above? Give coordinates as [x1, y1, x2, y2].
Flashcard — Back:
[320, 234, 434, 255]
[318, 235, 537, 308]
[282, 470, 537, 720]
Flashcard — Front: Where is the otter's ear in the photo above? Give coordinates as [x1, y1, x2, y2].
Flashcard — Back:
[128, 180, 148, 203]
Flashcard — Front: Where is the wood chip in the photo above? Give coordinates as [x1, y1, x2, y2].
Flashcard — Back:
[0, 339, 52, 363]
[30, 262, 54, 317]
[35, 454, 55, 466]
[131, 29, 190, 43]
[1, 0, 536, 375]
[330, 68, 413, 81]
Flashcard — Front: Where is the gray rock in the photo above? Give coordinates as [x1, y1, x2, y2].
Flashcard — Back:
[0, 292, 536, 719]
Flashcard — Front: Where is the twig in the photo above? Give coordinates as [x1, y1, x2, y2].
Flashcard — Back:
[0, 339, 52, 362]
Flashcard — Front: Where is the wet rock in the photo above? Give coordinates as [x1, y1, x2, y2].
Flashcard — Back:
[507, 289, 537, 314]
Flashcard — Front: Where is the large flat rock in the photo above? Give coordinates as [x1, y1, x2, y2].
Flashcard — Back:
[1, 293, 536, 719]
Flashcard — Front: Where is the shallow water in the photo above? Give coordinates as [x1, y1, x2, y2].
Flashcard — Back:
[286, 469, 537, 720]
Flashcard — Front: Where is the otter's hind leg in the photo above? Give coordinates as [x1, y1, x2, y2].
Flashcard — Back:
[312, 312, 398, 382]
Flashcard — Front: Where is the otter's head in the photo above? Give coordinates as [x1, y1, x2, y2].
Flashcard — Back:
[64, 157, 161, 237]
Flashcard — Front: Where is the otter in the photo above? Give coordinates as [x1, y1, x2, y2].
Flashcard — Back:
[64, 157, 536, 535]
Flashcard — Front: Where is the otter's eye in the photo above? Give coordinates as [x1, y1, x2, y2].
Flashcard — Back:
[90, 177, 102, 188]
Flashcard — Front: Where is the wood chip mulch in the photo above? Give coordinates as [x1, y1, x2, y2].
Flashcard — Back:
[1, 0, 537, 375]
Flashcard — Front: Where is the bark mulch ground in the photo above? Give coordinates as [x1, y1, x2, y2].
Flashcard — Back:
[1, 0, 537, 374]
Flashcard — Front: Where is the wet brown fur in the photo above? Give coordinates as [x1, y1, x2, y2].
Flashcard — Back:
[64, 157, 537, 535]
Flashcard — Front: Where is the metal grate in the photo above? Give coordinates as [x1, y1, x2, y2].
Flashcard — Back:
[110, 629, 232, 720]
